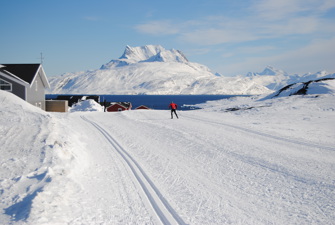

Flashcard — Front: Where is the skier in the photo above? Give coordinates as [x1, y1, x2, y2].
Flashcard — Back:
[103, 100, 107, 112]
[169, 101, 179, 119]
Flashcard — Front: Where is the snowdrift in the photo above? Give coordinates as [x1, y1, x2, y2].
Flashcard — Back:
[0, 91, 88, 223]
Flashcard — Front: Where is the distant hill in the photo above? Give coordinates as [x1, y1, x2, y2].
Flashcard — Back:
[246, 65, 335, 91]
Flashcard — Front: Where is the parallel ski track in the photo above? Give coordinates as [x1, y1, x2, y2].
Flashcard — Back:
[183, 114, 335, 152]
[81, 116, 185, 225]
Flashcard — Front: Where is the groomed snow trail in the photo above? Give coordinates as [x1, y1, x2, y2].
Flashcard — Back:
[2, 90, 335, 225]
[73, 109, 335, 225]
[81, 115, 185, 225]
[3, 104, 334, 224]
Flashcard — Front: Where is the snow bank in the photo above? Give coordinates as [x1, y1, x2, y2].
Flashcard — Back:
[0, 91, 89, 223]
[69, 99, 103, 112]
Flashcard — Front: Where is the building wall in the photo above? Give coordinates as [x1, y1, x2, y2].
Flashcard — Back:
[26, 71, 46, 110]
[0, 74, 26, 100]
[46, 100, 68, 112]
[107, 104, 127, 112]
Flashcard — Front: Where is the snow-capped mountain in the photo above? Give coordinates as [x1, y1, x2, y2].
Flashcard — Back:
[47, 45, 269, 95]
[101, 45, 189, 68]
[48, 46, 335, 95]
[246, 66, 335, 90]
[263, 77, 335, 99]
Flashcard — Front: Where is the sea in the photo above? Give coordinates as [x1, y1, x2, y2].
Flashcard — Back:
[46, 95, 247, 110]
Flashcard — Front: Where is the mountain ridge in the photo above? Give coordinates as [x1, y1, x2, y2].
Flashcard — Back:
[47, 45, 335, 95]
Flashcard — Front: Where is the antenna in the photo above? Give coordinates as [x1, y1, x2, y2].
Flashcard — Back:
[38, 52, 44, 64]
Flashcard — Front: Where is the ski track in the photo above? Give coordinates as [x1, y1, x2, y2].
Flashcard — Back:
[81, 115, 185, 225]
[116, 110, 335, 224]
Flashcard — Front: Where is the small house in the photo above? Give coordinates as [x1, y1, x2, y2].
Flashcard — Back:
[135, 105, 151, 110]
[0, 64, 50, 110]
[107, 102, 132, 112]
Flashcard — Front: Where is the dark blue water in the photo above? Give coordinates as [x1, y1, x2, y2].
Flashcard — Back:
[46, 95, 245, 110]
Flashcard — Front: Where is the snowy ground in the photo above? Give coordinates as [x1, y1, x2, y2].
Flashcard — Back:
[1, 85, 335, 224]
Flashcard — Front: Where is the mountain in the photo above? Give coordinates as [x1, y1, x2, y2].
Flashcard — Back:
[262, 77, 335, 100]
[47, 45, 269, 95]
[246, 66, 335, 90]
[101, 45, 189, 68]
[48, 46, 334, 95]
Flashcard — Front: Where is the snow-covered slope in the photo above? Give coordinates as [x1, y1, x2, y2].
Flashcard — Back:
[264, 78, 335, 99]
[0, 91, 89, 223]
[48, 45, 270, 95]
[1, 85, 335, 224]
[247, 66, 335, 90]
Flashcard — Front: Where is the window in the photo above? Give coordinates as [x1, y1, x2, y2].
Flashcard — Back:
[0, 79, 12, 91]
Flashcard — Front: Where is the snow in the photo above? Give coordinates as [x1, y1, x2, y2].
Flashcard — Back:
[1, 79, 335, 224]
[47, 45, 271, 95]
[69, 99, 104, 112]
[246, 65, 335, 91]
[47, 45, 335, 96]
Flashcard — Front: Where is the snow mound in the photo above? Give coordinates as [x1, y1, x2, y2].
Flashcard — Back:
[70, 99, 103, 112]
[0, 90, 47, 115]
[0, 90, 89, 223]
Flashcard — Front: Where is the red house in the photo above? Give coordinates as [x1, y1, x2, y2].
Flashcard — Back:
[107, 102, 132, 112]
[135, 105, 151, 110]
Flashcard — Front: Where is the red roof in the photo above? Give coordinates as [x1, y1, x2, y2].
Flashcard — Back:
[135, 105, 151, 110]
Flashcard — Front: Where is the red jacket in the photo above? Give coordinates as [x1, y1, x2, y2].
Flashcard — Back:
[169, 103, 178, 109]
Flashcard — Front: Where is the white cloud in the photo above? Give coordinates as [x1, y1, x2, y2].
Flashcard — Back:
[133, 0, 335, 76]
[219, 37, 335, 76]
[252, 0, 335, 20]
[253, 0, 306, 20]
[135, 20, 180, 35]
[318, 0, 335, 11]
[179, 28, 259, 45]
[135, 9, 331, 46]
[185, 48, 212, 56]
[258, 16, 320, 37]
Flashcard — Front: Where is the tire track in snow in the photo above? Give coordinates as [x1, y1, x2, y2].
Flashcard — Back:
[81, 116, 185, 225]
[183, 115, 335, 152]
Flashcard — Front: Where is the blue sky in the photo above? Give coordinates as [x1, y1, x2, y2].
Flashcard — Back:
[1, 0, 335, 77]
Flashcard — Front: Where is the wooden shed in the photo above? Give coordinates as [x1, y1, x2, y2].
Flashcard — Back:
[45, 100, 69, 112]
